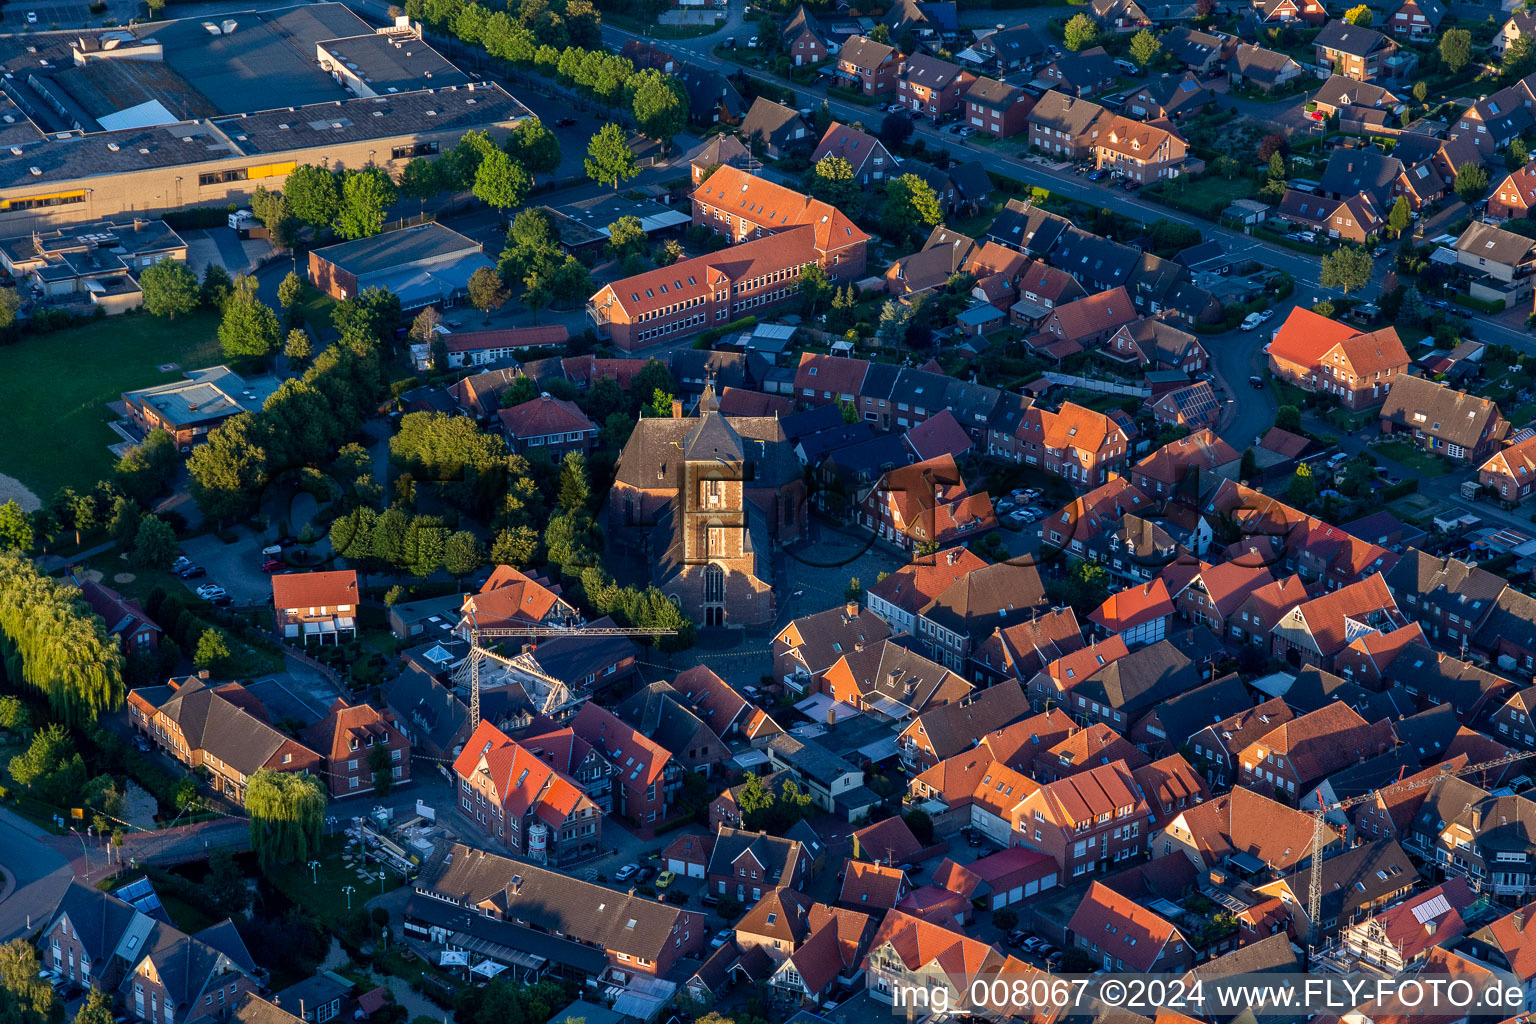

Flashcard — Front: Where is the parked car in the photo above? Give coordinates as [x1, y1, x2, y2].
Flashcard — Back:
[965, 829, 983, 847]
[554, 116, 578, 127]
[1257, 308, 1275, 322]
[26, 12, 37, 23]
[1240, 312, 1264, 331]
[710, 929, 734, 949]
[261, 558, 285, 573]
[1005, 930, 1028, 947]
[210, 594, 234, 607]
[1088, 169, 1106, 181]
[1121, 179, 1141, 192]
[1249, 376, 1265, 389]
[655, 870, 677, 889]
[614, 863, 640, 883]
[195, 584, 225, 600]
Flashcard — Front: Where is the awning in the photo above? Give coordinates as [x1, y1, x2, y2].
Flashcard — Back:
[471, 960, 507, 979]
[439, 951, 469, 967]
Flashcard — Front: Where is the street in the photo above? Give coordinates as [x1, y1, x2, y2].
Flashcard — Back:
[0, 808, 69, 943]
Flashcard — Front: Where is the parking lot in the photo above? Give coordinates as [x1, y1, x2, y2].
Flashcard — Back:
[179, 530, 270, 606]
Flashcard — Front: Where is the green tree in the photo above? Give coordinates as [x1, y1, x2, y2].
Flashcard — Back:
[506, 118, 561, 185]
[0, 502, 33, 552]
[1388, 196, 1412, 237]
[1440, 27, 1472, 72]
[284, 327, 314, 364]
[557, 450, 591, 514]
[1064, 12, 1098, 51]
[1268, 151, 1286, 181]
[799, 263, 834, 316]
[444, 530, 486, 581]
[882, 173, 943, 240]
[1506, 33, 1536, 80]
[398, 156, 443, 213]
[114, 431, 178, 505]
[811, 154, 858, 207]
[0, 697, 31, 737]
[368, 743, 393, 797]
[194, 628, 231, 673]
[0, 938, 60, 1024]
[605, 215, 649, 262]
[1287, 461, 1317, 506]
[131, 514, 178, 569]
[284, 165, 342, 229]
[335, 167, 398, 240]
[468, 266, 510, 321]
[473, 149, 532, 214]
[7, 725, 86, 804]
[1129, 28, 1160, 66]
[1319, 245, 1373, 294]
[1275, 404, 1302, 431]
[277, 271, 304, 315]
[1343, 3, 1372, 22]
[139, 260, 200, 319]
[245, 770, 326, 872]
[1455, 160, 1490, 202]
[74, 989, 111, 1024]
[1413, 80, 1428, 104]
[187, 414, 268, 523]
[490, 525, 540, 567]
[629, 69, 688, 149]
[202, 263, 234, 309]
[585, 123, 639, 191]
[219, 293, 283, 361]
[0, 288, 21, 333]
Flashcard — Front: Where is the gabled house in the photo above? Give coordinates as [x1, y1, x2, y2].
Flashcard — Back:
[782, 6, 836, 66]
[1380, 375, 1507, 463]
[1014, 760, 1151, 877]
[1389, 0, 1444, 38]
[740, 98, 812, 159]
[899, 54, 976, 120]
[964, 77, 1035, 138]
[1270, 572, 1407, 671]
[1154, 785, 1330, 877]
[1226, 45, 1304, 92]
[774, 601, 893, 693]
[1026, 91, 1106, 160]
[497, 393, 596, 457]
[969, 607, 1086, 687]
[1068, 882, 1193, 973]
[1314, 20, 1401, 82]
[1266, 307, 1410, 410]
[570, 702, 679, 826]
[301, 698, 410, 799]
[452, 720, 602, 863]
[272, 569, 359, 646]
[896, 680, 1028, 770]
[836, 36, 902, 95]
[811, 121, 897, 183]
[707, 826, 809, 902]
[1236, 701, 1395, 800]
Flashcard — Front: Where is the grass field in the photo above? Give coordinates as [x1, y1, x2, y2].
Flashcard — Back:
[1376, 440, 1450, 478]
[0, 311, 221, 499]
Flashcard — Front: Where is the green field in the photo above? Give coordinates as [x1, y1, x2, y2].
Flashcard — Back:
[0, 311, 221, 500]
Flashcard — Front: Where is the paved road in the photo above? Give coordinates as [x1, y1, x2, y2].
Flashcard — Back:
[0, 809, 70, 942]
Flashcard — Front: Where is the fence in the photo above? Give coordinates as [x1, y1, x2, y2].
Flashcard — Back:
[1042, 372, 1149, 397]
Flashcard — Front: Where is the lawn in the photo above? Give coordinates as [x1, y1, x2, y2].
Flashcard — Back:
[1144, 174, 1260, 219]
[1375, 440, 1450, 478]
[0, 311, 221, 500]
[266, 835, 407, 933]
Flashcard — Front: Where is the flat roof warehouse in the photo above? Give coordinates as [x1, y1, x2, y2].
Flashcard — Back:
[0, 2, 528, 223]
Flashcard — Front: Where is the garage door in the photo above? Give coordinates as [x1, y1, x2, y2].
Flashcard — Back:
[688, 862, 704, 879]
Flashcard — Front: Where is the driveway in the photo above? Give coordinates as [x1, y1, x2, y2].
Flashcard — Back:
[179, 531, 269, 605]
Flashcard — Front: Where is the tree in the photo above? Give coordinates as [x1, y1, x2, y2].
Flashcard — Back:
[506, 118, 560, 185]
[1287, 461, 1317, 507]
[585, 123, 639, 191]
[993, 907, 1020, 931]
[1456, 160, 1490, 202]
[491, 525, 540, 567]
[187, 414, 268, 523]
[245, 770, 326, 872]
[219, 293, 282, 361]
[1398, 283, 1428, 325]
[74, 989, 111, 1024]
[879, 111, 914, 147]
[1129, 28, 1160, 66]
[0, 502, 33, 552]
[629, 69, 688, 149]
[1388, 196, 1412, 237]
[1343, 3, 1372, 23]
[284, 327, 313, 364]
[444, 530, 485, 581]
[284, 165, 342, 229]
[335, 168, 398, 240]
[1240, 447, 1258, 480]
[0, 938, 60, 1024]
[467, 266, 509, 321]
[139, 260, 200, 319]
[882, 173, 943, 240]
[605, 216, 649, 264]
[473, 149, 532, 214]
[201, 264, 234, 309]
[869, 22, 890, 42]
[1506, 33, 1536, 80]
[0, 697, 31, 738]
[1413, 79, 1428, 104]
[194, 628, 231, 674]
[903, 807, 934, 844]
[1268, 151, 1286, 181]
[132, 515, 178, 569]
[1440, 27, 1471, 72]
[1512, 137, 1531, 170]
[0, 288, 20, 333]
[397, 157, 443, 213]
[1319, 245, 1373, 294]
[1275, 404, 1302, 431]
[1064, 12, 1098, 51]
[369, 743, 393, 797]
[799, 263, 834, 316]
[1257, 133, 1288, 162]
[277, 271, 305, 318]
[811, 154, 858, 207]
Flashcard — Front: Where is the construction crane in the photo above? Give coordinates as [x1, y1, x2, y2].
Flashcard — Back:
[462, 610, 676, 728]
[1304, 748, 1536, 957]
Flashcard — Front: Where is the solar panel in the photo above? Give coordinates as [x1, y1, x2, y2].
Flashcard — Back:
[1411, 893, 1451, 923]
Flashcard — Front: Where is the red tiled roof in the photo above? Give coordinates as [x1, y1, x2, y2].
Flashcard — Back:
[301, 698, 403, 763]
[1067, 881, 1185, 973]
[795, 352, 870, 397]
[1044, 286, 1137, 343]
[598, 224, 820, 319]
[443, 325, 568, 353]
[1285, 572, 1401, 657]
[272, 569, 358, 611]
[461, 565, 566, 627]
[1268, 306, 1363, 368]
[571, 702, 671, 788]
[1042, 636, 1131, 691]
[1163, 786, 1324, 871]
[496, 394, 595, 438]
[1090, 578, 1174, 632]
[869, 547, 990, 617]
[693, 165, 870, 252]
[840, 860, 907, 908]
[1038, 760, 1143, 827]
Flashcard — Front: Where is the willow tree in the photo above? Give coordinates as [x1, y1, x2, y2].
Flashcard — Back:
[246, 770, 326, 871]
[0, 552, 124, 725]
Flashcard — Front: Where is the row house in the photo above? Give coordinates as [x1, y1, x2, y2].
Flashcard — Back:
[896, 679, 1029, 771]
[1408, 776, 1536, 897]
[1266, 307, 1411, 410]
[1091, 115, 1192, 183]
[1237, 701, 1395, 800]
[970, 608, 1087, 687]
[1014, 760, 1151, 880]
[866, 546, 988, 637]
[1187, 698, 1294, 789]
[915, 561, 1050, 672]
[128, 674, 321, 806]
[1383, 549, 1506, 646]
[570, 702, 680, 825]
[453, 720, 602, 864]
[997, 401, 1130, 488]
[1171, 561, 1276, 640]
[1026, 91, 1106, 160]
[301, 698, 411, 799]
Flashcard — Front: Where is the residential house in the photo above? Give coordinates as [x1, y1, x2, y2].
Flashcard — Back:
[301, 698, 410, 799]
[819, 639, 973, 721]
[1172, 561, 1275, 639]
[497, 394, 596, 457]
[1266, 307, 1410, 410]
[452, 720, 602, 863]
[836, 36, 902, 96]
[1090, 0, 1151, 31]
[1490, 161, 1536, 220]
[1014, 761, 1152, 879]
[765, 734, 872, 819]
[1150, 382, 1221, 431]
[1252, 839, 1417, 939]
[1480, 433, 1536, 502]
[915, 561, 1050, 672]
[866, 547, 988, 637]
[774, 602, 893, 694]
[964, 77, 1034, 138]
[1271, 572, 1408, 670]
[128, 674, 322, 806]
[899, 54, 976, 120]
[1336, 879, 1472, 973]
[1122, 73, 1213, 122]
[1162, 27, 1232, 74]
[1379, 375, 1508, 463]
[1389, 0, 1444, 38]
[971, 24, 1050, 74]
[1456, 219, 1536, 305]
[1314, 20, 1401, 82]
[970, 608, 1086, 687]
[691, 134, 754, 185]
[72, 575, 161, 657]
[896, 680, 1028, 771]
[1153, 785, 1328, 876]
[1026, 91, 1106, 160]
[811, 121, 897, 183]
[1068, 882, 1193, 973]
[707, 826, 809, 902]
[272, 570, 359, 646]
[1226, 44, 1304, 92]
[783, 6, 836, 66]
[1038, 47, 1119, 98]
[1237, 701, 1396, 800]
[1029, 286, 1139, 358]
[570, 702, 679, 825]
[1254, 0, 1327, 23]
[1384, 549, 1506, 645]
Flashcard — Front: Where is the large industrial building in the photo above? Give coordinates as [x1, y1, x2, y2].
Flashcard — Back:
[0, 3, 530, 233]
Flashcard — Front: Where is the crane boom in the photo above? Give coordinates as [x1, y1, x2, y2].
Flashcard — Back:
[1306, 747, 1536, 958]
[463, 613, 677, 728]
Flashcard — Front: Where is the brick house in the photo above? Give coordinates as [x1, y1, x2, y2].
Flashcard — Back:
[1266, 307, 1410, 410]
[70, 573, 162, 657]
[811, 121, 897, 183]
[774, 602, 893, 693]
[571, 702, 679, 825]
[1026, 91, 1105, 160]
[1383, 549, 1506, 645]
[1068, 882, 1193, 973]
[1271, 572, 1407, 670]
[1389, 0, 1444, 38]
[896, 680, 1027, 771]
[496, 393, 596, 456]
[301, 698, 411, 799]
[461, 564, 580, 628]
[1170, 561, 1276, 638]
[1237, 702, 1396, 799]
[1480, 434, 1536, 502]
[1001, 402, 1130, 488]
[1091, 116, 1192, 183]
[272, 569, 359, 646]
[1490, 162, 1536, 220]
[1013, 760, 1150, 879]
[1314, 21, 1401, 82]
[783, 6, 833, 66]
[707, 826, 809, 901]
[122, 366, 276, 451]
[689, 167, 869, 277]
[1379, 375, 1508, 463]
[836, 36, 902, 95]
[899, 54, 975, 120]
[964, 77, 1034, 139]
[452, 720, 602, 864]
[128, 674, 321, 806]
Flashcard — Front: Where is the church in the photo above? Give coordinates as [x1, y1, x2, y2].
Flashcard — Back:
[609, 385, 805, 627]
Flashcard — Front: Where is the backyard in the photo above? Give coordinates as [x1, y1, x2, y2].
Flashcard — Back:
[1374, 439, 1450, 478]
[0, 311, 221, 500]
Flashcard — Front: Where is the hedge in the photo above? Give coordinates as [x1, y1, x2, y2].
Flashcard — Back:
[1450, 292, 1507, 315]
[162, 203, 240, 229]
[1380, 478, 1419, 501]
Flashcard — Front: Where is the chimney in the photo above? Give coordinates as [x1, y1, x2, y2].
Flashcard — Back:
[1472, 809, 1482, 831]
[198, 668, 210, 679]
[827, 707, 836, 726]
[845, 601, 859, 618]
[672, 397, 684, 418]
[1516, 911, 1527, 933]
